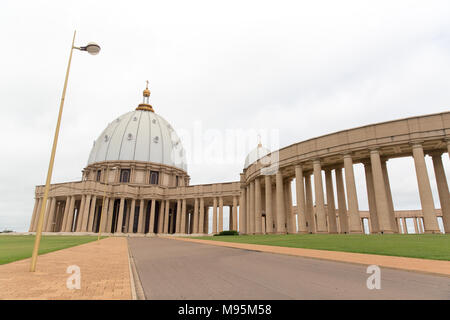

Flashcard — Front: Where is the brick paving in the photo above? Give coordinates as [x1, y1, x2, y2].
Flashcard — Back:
[0, 237, 132, 300]
[167, 237, 450, 276]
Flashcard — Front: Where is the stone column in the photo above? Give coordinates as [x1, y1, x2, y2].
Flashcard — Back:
[164, 200, 170, 234]
[284, 179, 295, 233]
[343, 154, 363, 233]
[304, 173, 315, 233]
[32, 198, 43, 232]
[413, 217, 419, 234]
[369, 150, 395, 233]
[239, 188, 247, 234]
[218, 197, 224, 233]
[88, 196, 97, 232]
[255, 178, 262, 234]
[175, 199, 182, 233]
[381, 160, 398, 232]
[116, 197, 125, 233]
[29, 198, 39, 232]
[212, 197, 218, 234]
[418, 218, 424, 233]
[65, 196, 76, 232]
[56, 202, 64, 231]
[199, 198, 205, 234]
[313, 159, 328, 233]
[128, 199, 136, 233]
[246, 185, 250, 233]
[60, 197, 70, 232]
[106, 198, 115, 233]
[169, 205, 175, 234]
[98, 197, 109, 234]
[228, 205, 232, 230]
[137, 199, 145, 233]
[335, 168, 348, 233]
[249, 181, 255, 234]
[204, 206, 209, 233]
[271, 186, 277, 231]
[232, 196, 238, 230]
[402, 217, 408, 234]
[81, 194, 92, 232]
[45, 197, 57, 232]
[264, 176, 274, 233]
[411, 143, 440, 233]
[42, 198, 51, 232]
[324, 169, 338, 233]
[75, 195, 86, 232]
[148, 199, 156, 234]
[192, 198, 199, 234]
[275, 171, 286, 233]
[431, 152, 450, 233]
[180, 199, 187, 234]
[295, 166, 307, 233]
[157, 200, 165, 233]
[363, 161, 380, 234]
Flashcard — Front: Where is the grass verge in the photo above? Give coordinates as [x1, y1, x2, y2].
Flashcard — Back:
[0, 235, 105, 265]
[193, 234, 450, 260]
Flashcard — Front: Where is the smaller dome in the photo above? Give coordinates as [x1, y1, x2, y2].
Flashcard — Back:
[244, 143, 270, 169]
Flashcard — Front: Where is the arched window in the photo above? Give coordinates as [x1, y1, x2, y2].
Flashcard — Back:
[120, 169, 130, 183]
[150, 171, 159, 185]
[96, 170, 102, 182]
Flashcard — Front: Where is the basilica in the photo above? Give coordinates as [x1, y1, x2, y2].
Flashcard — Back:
[28, 84, 449, 235]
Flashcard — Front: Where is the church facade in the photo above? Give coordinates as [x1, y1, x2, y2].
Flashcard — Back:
[28, 85, 450, 235]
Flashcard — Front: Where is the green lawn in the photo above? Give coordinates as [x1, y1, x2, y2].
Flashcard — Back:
[0, 235, 104, 265]
[194, 234, 450, 261]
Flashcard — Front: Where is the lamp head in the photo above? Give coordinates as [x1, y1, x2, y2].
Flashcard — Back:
[81, 42, 101, 55]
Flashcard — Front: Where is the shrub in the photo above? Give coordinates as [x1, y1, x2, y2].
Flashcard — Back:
[215, 230, 239, 236]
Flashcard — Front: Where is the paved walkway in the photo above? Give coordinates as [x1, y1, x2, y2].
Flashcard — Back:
[0, 237, 131, 300]
[167, 237, 450, 276]
[129, 237, 450, 299]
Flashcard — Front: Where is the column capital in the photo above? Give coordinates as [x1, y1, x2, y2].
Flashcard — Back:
[410, 140, 424, 148]
[427, 150, 444, 157]
[368, 147, 380, 154]
[295, 163, 304, 170]
[341, 152, 353, 159]
[312, 158, 322, 164]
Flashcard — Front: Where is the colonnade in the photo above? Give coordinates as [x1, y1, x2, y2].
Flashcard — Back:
[242, 143, 448, 234]
[29, 194, 242, 235]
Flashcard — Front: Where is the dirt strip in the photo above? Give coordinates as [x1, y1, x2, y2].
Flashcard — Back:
[0, 237, 131, 300]
[163, 236, 450, 277]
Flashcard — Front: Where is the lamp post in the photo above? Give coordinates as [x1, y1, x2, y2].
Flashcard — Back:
[30, 31, 101, 272]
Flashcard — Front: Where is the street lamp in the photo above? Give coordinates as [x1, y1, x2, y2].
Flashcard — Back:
[30, 30, 101, 272]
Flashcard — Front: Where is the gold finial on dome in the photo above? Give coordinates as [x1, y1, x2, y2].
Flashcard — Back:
[143, 80, 151, 97]
[136, 80, 154, 112]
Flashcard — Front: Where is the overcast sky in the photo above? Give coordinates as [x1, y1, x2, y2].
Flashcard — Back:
[1, 0, 449, 232]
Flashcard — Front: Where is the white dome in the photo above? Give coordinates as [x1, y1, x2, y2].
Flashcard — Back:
[244, 144, 270, 169]
[87, 110, 187, 172]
